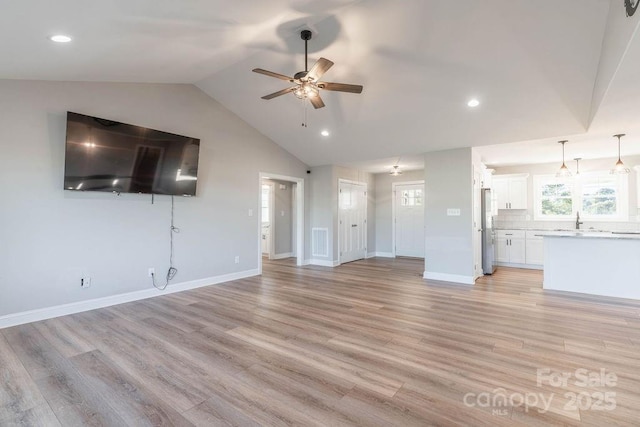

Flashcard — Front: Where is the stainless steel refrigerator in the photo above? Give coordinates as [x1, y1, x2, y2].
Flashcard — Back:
[481, 188, 496, 275]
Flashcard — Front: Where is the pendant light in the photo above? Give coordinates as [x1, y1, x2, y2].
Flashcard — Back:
[556, 140, 572, 178]
[610, 134, 630, 175]
[573, 158, 582, 178]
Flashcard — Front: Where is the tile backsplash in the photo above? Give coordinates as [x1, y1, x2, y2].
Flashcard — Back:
[493, 209, 640, 231]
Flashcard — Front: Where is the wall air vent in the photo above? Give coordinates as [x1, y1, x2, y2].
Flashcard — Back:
[312, 228, 329, 257]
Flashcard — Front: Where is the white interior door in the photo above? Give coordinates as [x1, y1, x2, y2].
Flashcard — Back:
[339, 181, 367, 264]
[394, 183, 425, 258]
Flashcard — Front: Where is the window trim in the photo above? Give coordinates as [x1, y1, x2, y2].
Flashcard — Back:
[533, 172, 628, 221]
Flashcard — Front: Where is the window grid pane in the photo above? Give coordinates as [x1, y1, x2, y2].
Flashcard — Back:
[582, 176, 617, 216]
[540, 183, 573, 216]
[400, 189, 422, 206]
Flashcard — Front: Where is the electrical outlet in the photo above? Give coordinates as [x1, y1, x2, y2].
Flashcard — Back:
[81, 276, 91, 288]
[234, 256, 240, 264]
[148, 268, 155, 277]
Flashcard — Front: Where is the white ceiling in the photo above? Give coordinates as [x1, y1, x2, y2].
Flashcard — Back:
[5, 0, 640, 171]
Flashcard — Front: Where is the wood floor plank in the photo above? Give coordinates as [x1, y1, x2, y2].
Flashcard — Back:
[32, 317, 96, 358]
[2, 258, 640, 425]
[3, 325, 129, 425]
[70, 349, 194, 426]
[0, 332, 50, 418]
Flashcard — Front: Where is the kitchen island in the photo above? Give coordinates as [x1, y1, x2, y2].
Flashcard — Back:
[543, 232, 640, 300]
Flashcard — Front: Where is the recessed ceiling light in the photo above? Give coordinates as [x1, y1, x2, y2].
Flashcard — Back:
[321, 130, 330, 137]
[50, 35, 72, 43]
[467, 99, 480, 107]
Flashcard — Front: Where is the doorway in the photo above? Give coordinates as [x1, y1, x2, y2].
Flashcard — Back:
[338, 179, 367, 264]
[261, 182, 275, 258]
[392, 181, 425, 258]
[258, 173, 304, 274]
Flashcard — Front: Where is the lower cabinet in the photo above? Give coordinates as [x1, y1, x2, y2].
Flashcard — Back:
[525, 231, 544, 265]
[495, 230, 526, 264]
[496, 229, 577, 269]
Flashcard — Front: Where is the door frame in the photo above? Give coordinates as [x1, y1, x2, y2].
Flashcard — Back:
[338, 179, 367, 266]
[391, 180, 425, 258]
[473, 168, 483, 279]
[261, 181, 275, 259]
[258, 172, 305, 274]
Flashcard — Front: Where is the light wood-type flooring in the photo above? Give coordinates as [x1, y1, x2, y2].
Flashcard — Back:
[2, 257, 640, 426]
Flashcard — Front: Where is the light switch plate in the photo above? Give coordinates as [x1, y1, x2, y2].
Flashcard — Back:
[447, 208, 461, 216]
[248, 209, 253, 217]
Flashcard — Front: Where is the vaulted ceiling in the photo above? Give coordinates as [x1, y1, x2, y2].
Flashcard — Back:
[3, 0, 640, 170]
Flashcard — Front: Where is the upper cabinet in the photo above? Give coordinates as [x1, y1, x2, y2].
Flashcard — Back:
[493, 174, 529, 210]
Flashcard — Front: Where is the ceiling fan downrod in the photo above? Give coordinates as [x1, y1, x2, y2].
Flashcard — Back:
[301, 30, 312, 73]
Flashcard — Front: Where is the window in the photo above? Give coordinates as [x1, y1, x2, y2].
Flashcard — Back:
[540, 182, 573, 216]
[533, 172, 628, 220]
[401, 189, 423, 206]
[581, 175, 618, 216]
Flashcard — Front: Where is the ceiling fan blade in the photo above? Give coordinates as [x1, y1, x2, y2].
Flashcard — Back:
[261, 87, 296, 100]
[306, 58, 334, 81]
[309, 95, 325, 109]
[318, 82, 363, 94]
[252, 68, 295, 82]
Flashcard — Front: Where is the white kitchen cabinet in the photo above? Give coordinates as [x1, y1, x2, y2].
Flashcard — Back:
[525, 233, 544, 265]
[493, 174, 528, 210]
[496, 230, 525, 263]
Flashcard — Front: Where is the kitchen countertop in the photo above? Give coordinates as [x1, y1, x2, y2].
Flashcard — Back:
[495, 227, 640, 239]
[495, 227, 611, 232]
[536, 231, 640, 240]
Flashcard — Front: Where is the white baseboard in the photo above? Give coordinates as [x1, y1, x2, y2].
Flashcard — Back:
[0, 268, 260, 329]
[372, 252, 395, 258]
[271, 252, 294, 260]
[308, 259, 340, 267]
[423, 271, 475, 285]
[496, 262, 543, 271]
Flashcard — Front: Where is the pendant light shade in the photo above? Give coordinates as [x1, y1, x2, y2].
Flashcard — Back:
[610, 134, 630, 175]
[573, 158, 582, 178]
[556, 140, 572, 178]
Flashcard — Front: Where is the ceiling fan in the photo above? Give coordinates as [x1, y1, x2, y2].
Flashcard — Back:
[252, 30, 363, 109]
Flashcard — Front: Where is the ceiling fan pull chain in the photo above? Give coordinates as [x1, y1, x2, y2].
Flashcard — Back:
[302, 97, 307, 127]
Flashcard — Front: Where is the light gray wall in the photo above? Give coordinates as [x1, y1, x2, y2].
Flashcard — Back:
[0, 80, 309, 317]
[374, 169, 425, 254]
[308, 165, 334, 261]
[308, 165, 375, 261]
[263, 179, 293, 255]
[424, 148, 474, 278]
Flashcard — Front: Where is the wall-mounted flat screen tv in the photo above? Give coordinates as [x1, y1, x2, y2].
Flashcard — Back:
[64, 112, 200, 196]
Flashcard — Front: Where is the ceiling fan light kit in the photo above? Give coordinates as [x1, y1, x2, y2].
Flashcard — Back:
[252, 30, 363, 113]
[390, 165, 403, 176]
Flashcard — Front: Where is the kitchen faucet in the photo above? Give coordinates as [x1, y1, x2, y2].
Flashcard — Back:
[576, 211, 583, 230]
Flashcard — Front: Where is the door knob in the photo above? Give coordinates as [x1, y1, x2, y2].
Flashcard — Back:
[352, 224, 357, 227]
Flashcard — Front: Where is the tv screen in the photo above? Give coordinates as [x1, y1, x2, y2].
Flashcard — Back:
[64, 112, 200, 196]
